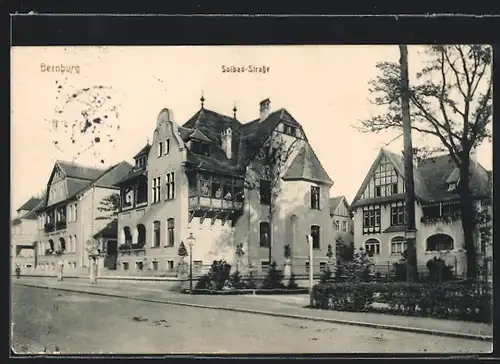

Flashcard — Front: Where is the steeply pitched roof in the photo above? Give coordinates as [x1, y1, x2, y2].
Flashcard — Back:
[283, 143, 334, 185]
[352, 148, 490, 207]
[188, 128, 212, 143]
[40, 161, 133, 211]
[17, 197, 43, 212]
[133, 144, 151, 159]
[180, 107, 308, 176]
[329, 196, 348, 215]
[56, 161, 106, 181]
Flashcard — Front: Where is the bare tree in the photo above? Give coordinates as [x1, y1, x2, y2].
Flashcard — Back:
[246, 135, 298, 264]
[358, 45, 492, 279]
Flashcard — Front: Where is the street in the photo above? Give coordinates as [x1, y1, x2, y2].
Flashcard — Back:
[11, 285, 492, 355]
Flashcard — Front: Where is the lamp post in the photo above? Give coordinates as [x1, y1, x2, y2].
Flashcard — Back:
[306, 234, 314, 306]
[187, 232, 195, 294]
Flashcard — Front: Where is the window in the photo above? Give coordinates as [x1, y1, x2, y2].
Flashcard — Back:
[167, 260, 174, 271]
[373, 159, 399, 198]
[260, 179, 271, 205]
[362, 205, 381, 234]
[260, 222, 271, 247]
[166, 218, 175, 247]
[391, 201, 406, 226]
[211, 176, 222, 199]
[223, 179, 233, 200]
[74, 203, 78, 221]
[426, 234, 454, 252]
[152, 261, 158, 270]
[319, 262, 327, 273]
[342, 220, 347, 232]
[447, 182, 457, 192]
[193, 260, 203, 273]
[165, 172, 175, 200]
[283, 124, 297, 137]
[305, 261, 310, 274]
[365, 239, 380, 256]
[311, 186, 320, 210]
[158, 142, 163, 157]
[164, 139, 170, 155]
[191, 141, 210, 156]
[122, 262, 129, 271]
[137, 179, 148, 204]
[311, 225, 321, 249]
[152, 177, 161, 203]
[136, 261, 144, 270]
[261, 261, 270, 273]
[391, 236, 407, 254]
[122, 186, 133, 208]
[334, 220, 340, 231]
[153, 221, 161, 248]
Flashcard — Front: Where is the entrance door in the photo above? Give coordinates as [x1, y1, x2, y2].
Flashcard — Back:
[105, 240, 118, 270]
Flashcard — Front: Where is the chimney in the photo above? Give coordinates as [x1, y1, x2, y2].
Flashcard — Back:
[259, 98, 271, 122]
[221, 127, 232, 159]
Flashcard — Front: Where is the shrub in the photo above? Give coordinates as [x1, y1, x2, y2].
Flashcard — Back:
[245, 271, 258, 289]
[311, 281, 492, 323]
[262, 261, 285, 289]
[319, 266, 333, 283]
[194, 260, 232, 290]
[287, 273, 299, 289]
[228, 270, 246, 290]
[426, 257, 456, 283]
[335, 247, 373, 283]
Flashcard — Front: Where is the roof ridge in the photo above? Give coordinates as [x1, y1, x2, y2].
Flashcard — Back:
[56, 159, 107, 170]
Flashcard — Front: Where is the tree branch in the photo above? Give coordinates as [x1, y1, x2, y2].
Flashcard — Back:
[443, 47, 467, 99]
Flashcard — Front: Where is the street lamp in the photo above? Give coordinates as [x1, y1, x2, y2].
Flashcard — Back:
[186, 232, 195, 294]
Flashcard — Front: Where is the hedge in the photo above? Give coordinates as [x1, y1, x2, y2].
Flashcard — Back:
[185, 288, 309, 295]
[311, 281, 492, 323]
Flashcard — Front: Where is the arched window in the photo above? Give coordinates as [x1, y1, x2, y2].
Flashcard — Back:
[124, 227, 132, 245]
[391, 236, 407, 254]
[260, 222, 270, 247]
[68, 236, 73, 253]
[73, 235, 78, 253]
[167, 218, 175, 247]
[311, 225, 320, 249]
[48, 239, 54, 252]
[59, 237, 66, 252]
[137, 224, 146, 247]
[365, 238, 380, 256]
[153, 221, 161, 248]
[426, 234, 454, 251]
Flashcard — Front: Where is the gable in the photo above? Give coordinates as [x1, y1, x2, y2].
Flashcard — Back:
[283, 142, 333, 186]
[330, 196, 350, 217]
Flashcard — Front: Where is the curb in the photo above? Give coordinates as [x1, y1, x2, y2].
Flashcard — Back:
[14, 282, 493, 342]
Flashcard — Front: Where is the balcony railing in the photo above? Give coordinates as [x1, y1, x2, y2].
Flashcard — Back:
[55, 219, 67, 230]
[421, 211, 461, 225]
[118, 243, 146, 257]
[44, 222, 55, 233]
[188, 196, 244, 211]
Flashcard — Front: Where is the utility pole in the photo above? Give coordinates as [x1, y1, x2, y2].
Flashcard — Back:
[399, 45, 418, 282]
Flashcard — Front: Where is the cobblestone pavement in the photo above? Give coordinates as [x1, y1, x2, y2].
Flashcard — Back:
[11, 283, 492, 355]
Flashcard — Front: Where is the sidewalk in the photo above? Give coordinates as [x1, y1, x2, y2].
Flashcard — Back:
[13, 276, 493, 341]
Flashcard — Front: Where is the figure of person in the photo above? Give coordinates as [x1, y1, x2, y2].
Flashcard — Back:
[15, 264, 21, 279]
[89, 257, 98, 284]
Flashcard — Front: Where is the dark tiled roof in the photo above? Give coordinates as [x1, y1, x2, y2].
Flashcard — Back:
[57, 161, 106, 181]
[283, 143, 334, 185]
[188, 129, 212, 143]
[94, 219, 118, 239]
[17, 197, 43, 212]
[352, 149, 490, 207]
[94, 161, 134, 188]
[383, 225, 407, 233]
[329, 196, 346, 215]
[115, 166, 146, 186]
[133, 144, 151, 159]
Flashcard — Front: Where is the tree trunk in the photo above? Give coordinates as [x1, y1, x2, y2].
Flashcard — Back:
[459, 159, 478, 279]
[399, 44, 418, 282]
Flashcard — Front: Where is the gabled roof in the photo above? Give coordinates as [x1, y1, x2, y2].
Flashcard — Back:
[352, 148, 490, 208]
[17, 197, 43, 212]
[282, 143, 334, 185]
[329, 195, 350, 215]
[180, 107, 310, 176]
[133, 144, 151, 159]
[40, 161, 132, 211]
[56, 160, 106, 181]
[188, 128, 212, 143]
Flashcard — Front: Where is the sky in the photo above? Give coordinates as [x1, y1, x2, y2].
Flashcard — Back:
[11, 45, 492, 215]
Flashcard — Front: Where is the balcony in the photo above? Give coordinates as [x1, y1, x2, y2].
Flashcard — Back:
[421, 211, 461, 225]
[44, 222, 55, 233]
[55, 219, 67, 231]
[118, 243, 146, 257]
[188, 196, 244, 211]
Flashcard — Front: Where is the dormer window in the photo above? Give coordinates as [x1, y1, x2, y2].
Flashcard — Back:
[191, 141, 211, 157]
[447, 182, 458, 192]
